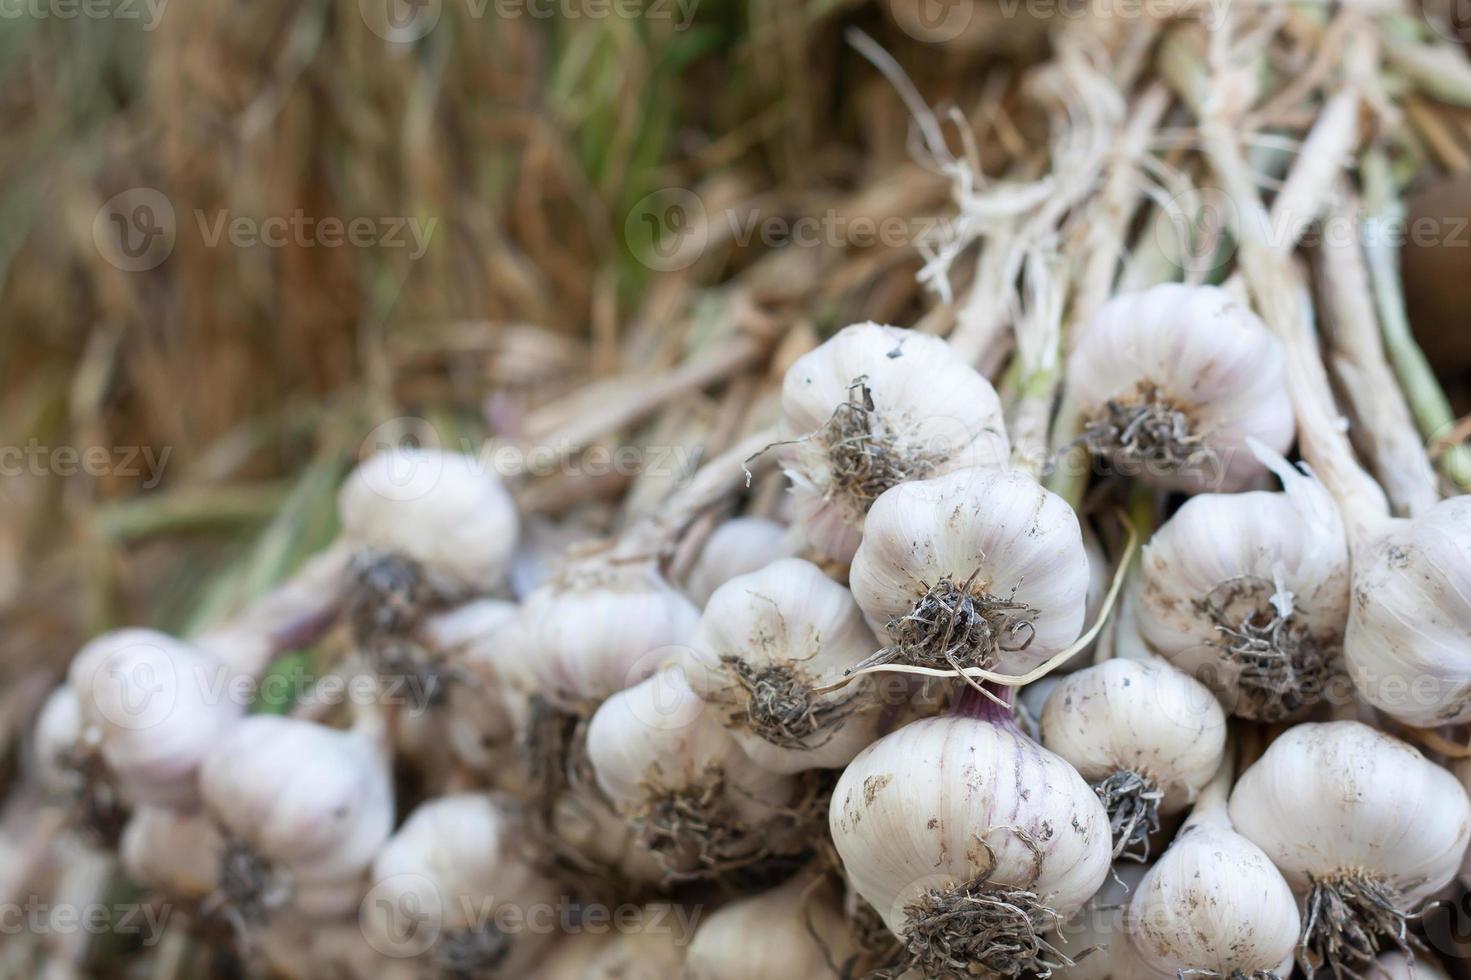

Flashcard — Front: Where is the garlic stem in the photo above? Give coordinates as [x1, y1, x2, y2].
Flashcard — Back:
[1361, 148, 1471, 491]
[1181, 752, 1232, 832]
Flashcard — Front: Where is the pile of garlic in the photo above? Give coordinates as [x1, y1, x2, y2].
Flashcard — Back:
[28, 287, 1471, 980]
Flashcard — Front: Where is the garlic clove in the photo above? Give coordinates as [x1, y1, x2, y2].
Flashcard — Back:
[1126, 822, 1300, 980]
[1041, 658, 1227, 861]
[200, 715, 394, 923]
[829, 712, 1112, 977]
[684, 872, 859, 980]
[1137, 447, 1351, 721]
[1067, 283, 1295, 492]
[1229, 721, 1471, 975]
[338, 446, 519, 595]
[1344, 496, 1471, 726]
[364, 793, 557, 976]
[68, 629, 244, 809]
[779, 322, 1009, 562]
[682, 516, 800, 607]
[685, 557, 883, 773]
[849, 467, 1090, 678]
[523, 559, 700, 712]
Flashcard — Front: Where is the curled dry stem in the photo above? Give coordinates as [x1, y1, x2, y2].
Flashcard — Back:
[848, 569, 1038, 678]
[1094, 769, 1163, 862]
[431, 925, 512, 980]
[1196, 577, 1338, 722]
[1300, 869, 1417, 979]
[722, 655, 857, 750]
[894, 830, 1072, 980]
[1081, 383, 1214, 476]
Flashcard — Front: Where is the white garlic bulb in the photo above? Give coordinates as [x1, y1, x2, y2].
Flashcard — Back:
[1344, 496, 1471, 726]
[1050, 862, 1149, 980]
[423, 599, 531, 771]
[1067, 283, 1294, 492]
[1040, 658, 1227, 860]
[1230, 721, 1471, 976]
[1369, 951, 1452, 980]
[683, 517, 799, 607]
[1138, 446, 1350, 720]
[364, 793, 557, 977]
[1127, 772, 1299, 980]
[33, 686, 85, 795]
[199, 715, 394, 923]
[523, 559, 699, 711]
[780, 322, 1009, 562]
[120, 806, 224, 901]
[338, 446, 519, 594]
[829, 703, 1112, 977]
[67, 629, 243, 809]
[684, 872, 859, 980]
[586, 669, 801, 879]
[849, 467, 1090, 678]
[548, 785, 667, 886]
[684, 558, 882, 774]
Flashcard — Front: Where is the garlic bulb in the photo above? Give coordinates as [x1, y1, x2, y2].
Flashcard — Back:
[120, 806, 224, 901]
[829, 701, 1112, 977]
[548, 785, 667, 886]
[683, 517, 799, 607]
[338, 446, 519, 596]
[1127, 764, 1299, 980]
[1050, 863, 1149, 980]
[684, 558, 882, 774]
[586, 668, 801, 879]
[199, 715, 394, 924]
[1230, 721, 1471, 976]
[67, 629, 243, 809]
[779, 322, 1009, 562]
[523, 559, 699, 711]
[1040, 658, 1227, 860]
[1138, 446, 1350, 720]
[1067, 283, 1294, 492]
[684, 872, 859, 980]
[1344, 496, 1471, 726]
[364, 793, 557, 977]
[423, 599, 532, 771]
[33, 686, 85, 795]
[849, 467, 1090, 678]
[555, 908, 689, 979]
[1369, 951, 1451, 980]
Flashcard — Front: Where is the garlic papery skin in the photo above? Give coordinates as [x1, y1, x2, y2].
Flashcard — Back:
[828, 707, 1112, 978]
[1040, 658, 1227, 860]
[120, 806, 224, 901]
[523, 559, 699, 712]
[684, 558, 882, 774]
[1138, 448, 1350, 721]
[585, 668, 800, 879]
[848, 467, 1090, 678]
[1229, 721, 1471, 976]
[1369, 951, 1451, 979]
[779, 322, 1009, 562]
[1343, 496, 1471, 726]
[67, 629, 243, 809]
[199, 715, 394, 924]
[1066, 283, 1294, 492]
[683, 517, 800, 607]
[684, 872, 859, 980]
[364, 793, 557, 976]
[1050, 862, 1149, 980]
[338, 446, 519, 596]
[1125, 760, 1299, 980]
